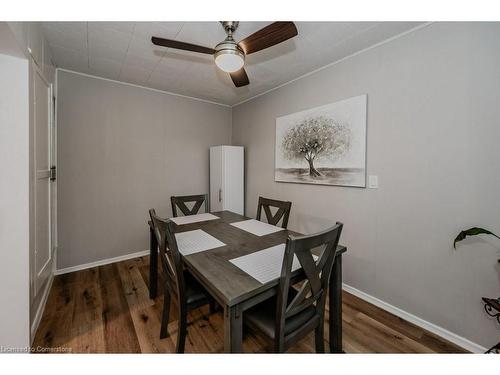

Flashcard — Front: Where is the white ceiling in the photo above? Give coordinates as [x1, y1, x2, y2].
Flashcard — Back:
[42, 22, 423, 106]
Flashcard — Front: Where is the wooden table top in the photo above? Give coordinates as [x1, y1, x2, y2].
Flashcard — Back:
[172, 210, 346, 307]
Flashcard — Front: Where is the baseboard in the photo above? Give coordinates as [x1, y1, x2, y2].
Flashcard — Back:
[54, 250, 150, 276]
[342, 283, 487, 353]
[30, 273, 54, 343]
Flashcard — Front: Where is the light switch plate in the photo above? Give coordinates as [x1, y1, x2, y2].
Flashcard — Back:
[368, 175, 378, 189]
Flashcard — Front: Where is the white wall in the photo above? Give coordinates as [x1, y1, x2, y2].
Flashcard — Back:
[232, 22, 500, 350]
[0, 53, 30, 348]
[57, 71, 232, 269]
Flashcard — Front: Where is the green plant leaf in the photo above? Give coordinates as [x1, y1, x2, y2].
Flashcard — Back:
[453, 227, 500, 249]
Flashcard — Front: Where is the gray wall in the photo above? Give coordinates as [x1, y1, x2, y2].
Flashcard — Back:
[0, 53, 30, 347]
[232, 23, 500, 349]
[57, 71, 232, 269]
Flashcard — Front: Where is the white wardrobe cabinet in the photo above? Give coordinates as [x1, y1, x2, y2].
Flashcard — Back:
[209, 146, 244, 215]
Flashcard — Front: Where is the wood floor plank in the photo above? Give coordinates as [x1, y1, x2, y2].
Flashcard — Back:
[342, 334, 372, 353]
[188, 307, 223, 353]
[99, 263, 141, 353]
[69, 267, 106, 353]
[419, 331, 468, 353]
[32, 276, 76, 351]
[343, 292, 425, 341]
[338, 301, 360, 324]
[33, 255, 469, 354]
[116, 260, 176, 353]
[343, 319, 402, 353]
[352, 313, 434, 353]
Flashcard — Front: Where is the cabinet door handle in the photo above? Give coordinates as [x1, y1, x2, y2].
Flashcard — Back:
[218, 188, 222, 202]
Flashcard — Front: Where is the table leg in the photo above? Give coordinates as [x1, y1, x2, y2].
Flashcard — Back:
[149, 225, 158, 299]
[224, 304, 243, 353]
[329, 253, 343, 353]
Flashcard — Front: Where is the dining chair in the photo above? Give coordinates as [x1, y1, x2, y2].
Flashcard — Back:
[149, 208, 213, 353]
[170, 194, 209, 217]
[256, 196, 292, 229]
[243, 222, 343, 353]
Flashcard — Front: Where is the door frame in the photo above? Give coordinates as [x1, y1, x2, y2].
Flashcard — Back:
[51, 70, 58, 272]
[31, 61, 56, 297]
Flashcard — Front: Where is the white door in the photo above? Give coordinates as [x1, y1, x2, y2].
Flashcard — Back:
[210, 146, 223, 212]
[33, 66, 52, 296]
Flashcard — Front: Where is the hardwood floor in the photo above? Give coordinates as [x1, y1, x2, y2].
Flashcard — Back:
[33, 255, 467, 353]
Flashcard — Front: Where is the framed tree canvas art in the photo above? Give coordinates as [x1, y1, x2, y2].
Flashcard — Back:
[275, 94, 367, 187]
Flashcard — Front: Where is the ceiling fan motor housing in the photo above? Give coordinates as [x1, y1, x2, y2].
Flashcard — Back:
[215, 39, 244, 58]
[216, 21, 245, 64]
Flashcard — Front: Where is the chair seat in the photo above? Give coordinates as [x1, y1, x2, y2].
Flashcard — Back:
[184, 272, 211, 308]
[244, 288, 319, 340]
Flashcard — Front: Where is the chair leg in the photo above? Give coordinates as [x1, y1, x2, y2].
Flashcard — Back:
[315, 319, 325, 353]
[176, 314, 187, 353]
[160, 291, 171, 339]
[273, 337, 285, 353]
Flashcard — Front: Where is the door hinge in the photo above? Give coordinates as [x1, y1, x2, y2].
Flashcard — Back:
[50, 166, 56, 181]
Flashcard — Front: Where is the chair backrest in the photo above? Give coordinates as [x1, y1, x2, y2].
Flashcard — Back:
[149, 209, 185, 300]
[171, 194, 209, 217]
[276, 222, 343, 340]
[256, 197, 292, 229]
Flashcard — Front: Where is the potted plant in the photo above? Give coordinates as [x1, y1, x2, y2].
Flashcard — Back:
[454, 227, 500, 353]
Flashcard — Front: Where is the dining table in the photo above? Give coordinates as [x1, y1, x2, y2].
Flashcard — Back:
[148, 210, 346, 353]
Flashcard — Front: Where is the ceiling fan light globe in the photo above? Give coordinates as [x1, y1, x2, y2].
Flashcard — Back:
[214, 41, 245, 73]
[215, 52, 244, 73]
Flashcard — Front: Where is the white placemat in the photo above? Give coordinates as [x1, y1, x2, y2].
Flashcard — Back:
[230, 219, 284, 236]
[175, 229, 225, 256]
[170, 213, 220, 225]
[230, 244, 318, 284]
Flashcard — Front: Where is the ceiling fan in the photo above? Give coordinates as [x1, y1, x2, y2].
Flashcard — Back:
[151, 21, 298, 88]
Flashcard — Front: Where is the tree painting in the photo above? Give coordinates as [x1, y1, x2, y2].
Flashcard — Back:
[281, 116, 351, 177]
[275, 95, 367, 187]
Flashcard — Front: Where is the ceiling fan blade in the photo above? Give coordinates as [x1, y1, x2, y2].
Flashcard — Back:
[238, 22, 298, 55]
[230, 68, 250, 87]
[151, 36, 215, 55]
